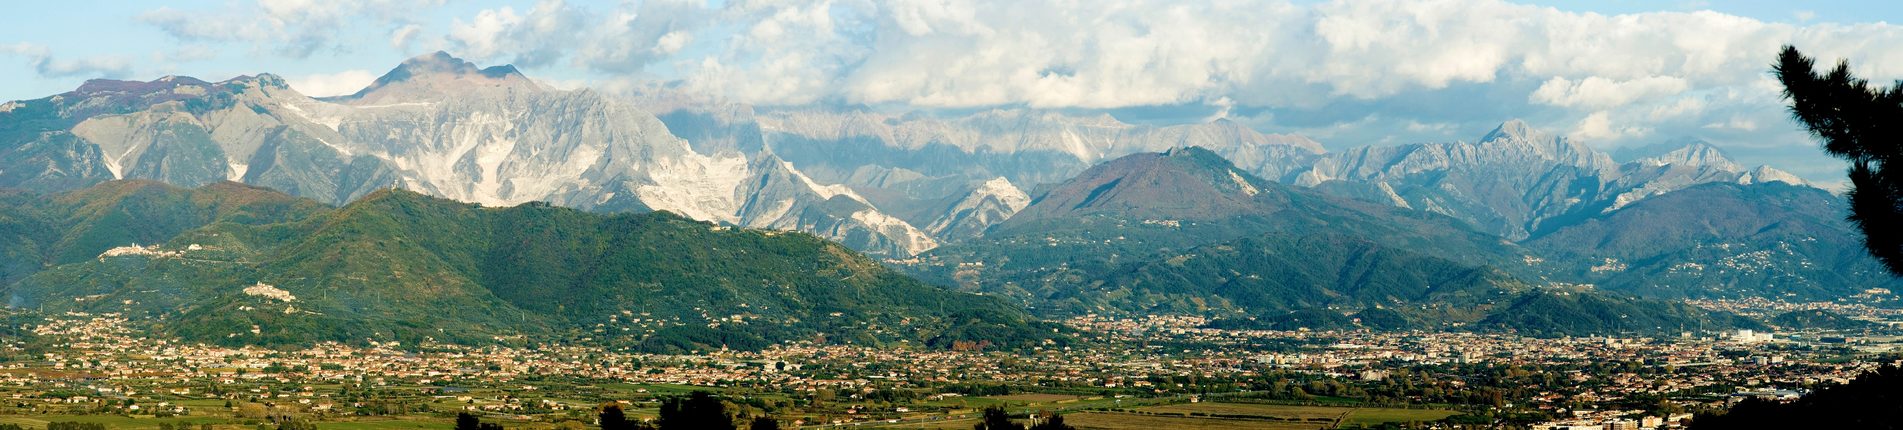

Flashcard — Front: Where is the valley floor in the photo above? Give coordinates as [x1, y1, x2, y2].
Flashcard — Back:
[0, 301, 1896, 429]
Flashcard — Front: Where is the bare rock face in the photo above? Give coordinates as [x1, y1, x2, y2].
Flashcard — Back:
[0, 52, 938, 256]
[923, 177, 1030, 240]
[332, 51, 542, 105]
[735, 154, 938, 256]
[1288, 121, 1817, 240]
[646, 100, 1326, 243]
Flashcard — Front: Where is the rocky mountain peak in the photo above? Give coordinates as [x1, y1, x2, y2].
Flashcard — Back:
[923, 177, 1032, 240]
[1636, 139, 1738, 170]
[390, 51, 525, 80]
[73, 76, 213, 97]
[1473, 119, 1616, 173]
[1476, 119, 1563, 156]
[1739, 165, 1812, 187]
[1001, 147, 1277, 227]
[222, 73, 291, 91]
[1482, 119, 1538, 143]
[339, 51, 539, 103]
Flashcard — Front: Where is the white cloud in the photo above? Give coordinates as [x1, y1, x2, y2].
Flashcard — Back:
[131, 0, 1903, 115]
[654, 31, 692, 56]
[1570, 111, 1652, 142]
[1647, 96, 1708, 119]
[287, 69, 378, 97]
[390, 24, 423, 51]
[1530, 76, 1690, 109]
[1703, 117, 1759, 132]
[447, 0, 585, 68]
[536, 0, 1903, 118]
[113, 0, 1903, 181]
[449, 7, 524, 61]
[1, 42, 134, 78]
[577, 0, 713, 73]
[139, 0, 443, 58]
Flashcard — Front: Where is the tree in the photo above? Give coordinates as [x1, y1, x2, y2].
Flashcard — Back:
[600, 403, 634, 430]
[1691, 365, 1903, 429]
[749, 416, 781, 430]
[1029, 413, 1076, 430]
[237, 402, 271, 419]
[1775, 45, 1903, 276]
[657, 391, 736, 430]
[458, 412, 482, 430]
[48, 424, 106, 430]
[974, 407, 1025, 430]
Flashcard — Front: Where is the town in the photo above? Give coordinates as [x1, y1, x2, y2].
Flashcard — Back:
[0, 299, 1894, 430]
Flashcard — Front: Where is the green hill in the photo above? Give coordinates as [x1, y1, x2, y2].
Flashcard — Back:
[1066, 233, 1519, 317]
[903, 148, 1751, 335]
[911, 148, 1530, 315]
[1769, 309, 1874, 331]
[1524, 182, 1900, 299]
[0, 180, 329, 287]
[2, 182, 1055, 352]
[1477, 290, 1762, 336]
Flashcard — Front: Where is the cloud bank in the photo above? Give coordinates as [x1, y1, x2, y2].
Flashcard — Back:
[0, 43, 133, 79]
[287, 69, 379, 97]
[129, 0, 1903, 183]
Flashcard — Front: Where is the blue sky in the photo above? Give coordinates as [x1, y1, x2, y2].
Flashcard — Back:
[3, 1, 1901, 186]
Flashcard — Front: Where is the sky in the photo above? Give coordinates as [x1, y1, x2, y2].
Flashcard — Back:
[2, 1, 1900, 187]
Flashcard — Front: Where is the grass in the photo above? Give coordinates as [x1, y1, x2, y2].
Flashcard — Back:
[986, 394, 1081, 403]
[1130, 402, 1457, 428]
[1140, 403, 1350, 420]
[1061, 412, 1328, 430]
[0, 414, 514, 430]
[314, 419, 455, 429]
[866, 400, 1457, 430]
[866, 417, 981, 429]
[0, 415, 232, 429]
[1339, 408, 1459, 427]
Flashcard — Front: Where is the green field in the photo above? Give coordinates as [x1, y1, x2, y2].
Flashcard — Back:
[0, 399, 1454, 430]
[1063, 412, 1327, 430]
[0, 415, 560, 430]
[1141, 402, 1348, 420]
[1129, 402, 1457, 429]
[986, 394, 1081, 403]
[863, 400, 1456, 429]
[308, 420, 455, 429]
[0, 415, 224, 429]
[1339, 407, 1459, 427]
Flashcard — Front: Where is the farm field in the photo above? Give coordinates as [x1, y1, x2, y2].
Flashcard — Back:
[1340, 407, 1460, 427]
[1061, 412, 1328, 430]
[1133, 402, 1457, 429]
[986, 394, 1082, 403]
[865, 401, 1458, 429]
[0, 415, 565, 430]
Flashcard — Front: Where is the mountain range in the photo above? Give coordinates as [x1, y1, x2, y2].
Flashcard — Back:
[0, 52, 940, 256]
[898, 146, 1754, 334]
[0, 180, 1052, 351]
[0, 51, 1892, 342]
